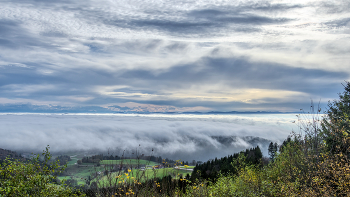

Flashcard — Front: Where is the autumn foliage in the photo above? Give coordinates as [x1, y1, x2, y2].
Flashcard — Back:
[188, 82, 350, 196]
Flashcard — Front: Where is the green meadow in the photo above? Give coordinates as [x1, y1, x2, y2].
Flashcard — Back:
[56, 156, 193, 186]
[94, 167, 192, 187]
[100, 159, 159, 166]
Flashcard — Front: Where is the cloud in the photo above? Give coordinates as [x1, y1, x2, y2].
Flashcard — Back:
[0, 54, 346, 112]
[0, 19, 46, 49]
[0, 0, 349, 112]
[315, 0, 350, 14]
[188, 9, 291, 25]
[91, 5, 293, 37]
[115, 56, 346, 97]
[1, 1, 348, 162]
[324, 17, 350, 28]
[0, 113, 298, 160]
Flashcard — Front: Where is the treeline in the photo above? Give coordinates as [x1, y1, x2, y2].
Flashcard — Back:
[55, 155, 71, 165]
[191, 146, 262, 182]
[81, 154, 105, 164]
[139, 155, 163, 163]
[140, 156, 194, 166]
[79, 154, 162, 164]
[0, 148, 25, 164]
[79, 154, 183, 165]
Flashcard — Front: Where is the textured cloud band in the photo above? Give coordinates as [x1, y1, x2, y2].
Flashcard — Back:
[0, 113, 298, 161]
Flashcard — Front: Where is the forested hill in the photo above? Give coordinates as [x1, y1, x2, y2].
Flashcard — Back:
[211, 136, 271, 147]
[0, 148, 24, 161]
[191, 146, 263, 182]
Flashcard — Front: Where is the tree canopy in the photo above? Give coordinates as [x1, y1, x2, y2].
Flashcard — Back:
[0, 146, 85, 197]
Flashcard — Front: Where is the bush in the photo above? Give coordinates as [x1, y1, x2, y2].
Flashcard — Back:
[0, 146, 85, 197]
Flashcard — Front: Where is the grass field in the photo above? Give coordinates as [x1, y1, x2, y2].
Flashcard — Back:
[100, 159, 159, 166]
[57, 176, 86, 185]
[57, 163, 105, 186]
[55, 155, 191, 187]
[94, 168, 192, 187]
[138, 168, 191, 179]
[67, 158, 78, 166]
[178, 166, 195, 169]
[57, 156, 161, 186]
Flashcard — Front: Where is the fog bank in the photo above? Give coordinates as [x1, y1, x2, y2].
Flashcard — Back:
[0, 113, 298, 161]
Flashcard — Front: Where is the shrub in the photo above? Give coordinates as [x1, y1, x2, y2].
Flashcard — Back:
[0, 146, 85, 197]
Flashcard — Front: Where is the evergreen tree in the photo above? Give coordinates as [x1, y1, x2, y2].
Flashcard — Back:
[268, 142, 278, 161]
[191, 146, 262, 183]
[322, 81, 350, 154]
[254, 146, 263, 164]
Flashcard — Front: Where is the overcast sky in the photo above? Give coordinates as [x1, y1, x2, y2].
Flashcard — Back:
[0, 0, 349, 112]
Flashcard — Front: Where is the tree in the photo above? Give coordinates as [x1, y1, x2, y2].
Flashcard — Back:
[254, 146, 263, 164]
[322, 81, 350, 154]
[280, 136, 291, 152]
[268, 142, 278, 161]
[0, 146, 85, 196]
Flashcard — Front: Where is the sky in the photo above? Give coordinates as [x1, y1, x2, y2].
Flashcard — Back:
[0, 0, 349, 113]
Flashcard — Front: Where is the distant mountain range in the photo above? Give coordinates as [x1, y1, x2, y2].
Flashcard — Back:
[0, 103, 297, 114]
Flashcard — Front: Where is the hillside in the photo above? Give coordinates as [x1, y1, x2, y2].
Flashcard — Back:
[0, 148, 24, 161]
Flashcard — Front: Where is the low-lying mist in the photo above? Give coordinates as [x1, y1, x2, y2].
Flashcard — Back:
[0, 113, 298, 161]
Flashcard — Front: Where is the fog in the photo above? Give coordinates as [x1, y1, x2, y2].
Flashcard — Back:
[0, 113, 299, 161]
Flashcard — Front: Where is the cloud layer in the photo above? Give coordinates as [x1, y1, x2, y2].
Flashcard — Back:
[0, 0, 349, 112]
[0, 113, 299, 161]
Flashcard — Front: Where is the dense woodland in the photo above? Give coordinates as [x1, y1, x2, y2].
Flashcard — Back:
[55, 155, 72, 165]
[0, 149, 25, 163]
[191, 146, 263, 183]
[79, 154, 182, 166]
[1, 81, 350, 196]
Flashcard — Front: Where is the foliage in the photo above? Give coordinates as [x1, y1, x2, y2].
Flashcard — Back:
[0, 146, 85, 197]
[99, 159, 158, 166]
[268, 142, 278, 161]
[55, 155, 72, 166]
[0, 148, 24, 162]
[82, 155, 103, 164]
[322, 81, 350, 154]
[184, 83, 350, 196]
[197, 83, 350, 197]
[191, 146, 262, 183]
